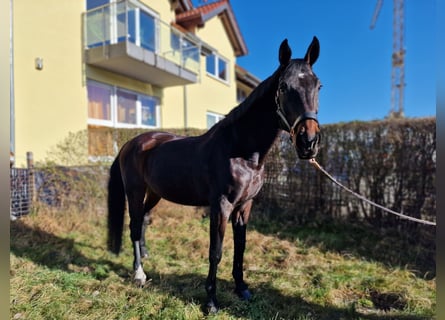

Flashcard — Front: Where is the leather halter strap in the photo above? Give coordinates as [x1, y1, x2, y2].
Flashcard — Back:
[275, 91, 318, 137]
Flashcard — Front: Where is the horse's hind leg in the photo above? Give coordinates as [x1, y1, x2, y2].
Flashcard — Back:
[139, 191, 161, 258]
[205, 198, 232, 313]
[232, 199, 253, 300]
[139, 214, 151, 258]
[127, 188, 148, 286]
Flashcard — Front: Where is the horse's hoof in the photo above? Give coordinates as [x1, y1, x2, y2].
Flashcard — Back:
[205, 301, 219, 314]
[134, 278, 146, 287]
[133, 265, 147, 287]
[140, 247, 149, 258]
[141, 251, 149, 259]
[236, 288, 252, 301]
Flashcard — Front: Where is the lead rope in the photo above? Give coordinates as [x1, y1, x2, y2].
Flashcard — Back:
[308, 158, 436, 226]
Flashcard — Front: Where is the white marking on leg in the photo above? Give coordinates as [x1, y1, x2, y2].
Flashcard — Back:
[134, 265, 147, 286]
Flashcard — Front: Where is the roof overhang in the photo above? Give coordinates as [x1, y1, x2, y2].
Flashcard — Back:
[235, 64, 261, 89]
[176, 0, 248, 57]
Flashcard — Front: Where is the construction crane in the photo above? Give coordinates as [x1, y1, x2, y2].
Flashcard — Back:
[370, 0, 405, 119]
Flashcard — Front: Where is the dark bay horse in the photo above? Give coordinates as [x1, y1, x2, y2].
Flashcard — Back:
[107, 37, 322, 313]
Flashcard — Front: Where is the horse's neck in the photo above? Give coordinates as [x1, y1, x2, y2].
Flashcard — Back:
[205, 67, 282, 162]
[229, 87, 281, 163]
[244, 103, 281, 157]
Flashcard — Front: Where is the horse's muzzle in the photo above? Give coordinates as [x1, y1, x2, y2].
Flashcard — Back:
[294, 130, 321, 160]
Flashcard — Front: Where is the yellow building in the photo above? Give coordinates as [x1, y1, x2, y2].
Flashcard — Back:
[11, 0, 260, 165]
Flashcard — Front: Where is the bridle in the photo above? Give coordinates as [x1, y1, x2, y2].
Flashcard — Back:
[275, 89, 318, 138]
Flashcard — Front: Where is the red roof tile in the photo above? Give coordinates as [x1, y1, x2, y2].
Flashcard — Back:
[176, 0, 228, 21]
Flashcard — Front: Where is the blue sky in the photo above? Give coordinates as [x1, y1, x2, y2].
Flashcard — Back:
[195, 1, 436, 125]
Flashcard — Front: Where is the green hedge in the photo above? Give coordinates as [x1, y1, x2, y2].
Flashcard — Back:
[257, 117, 436, 228]
[88, 126, 205, 158]
[89, 118, 436, 228]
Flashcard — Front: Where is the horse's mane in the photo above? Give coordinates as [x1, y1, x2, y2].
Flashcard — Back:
[207, 67, 281, 133]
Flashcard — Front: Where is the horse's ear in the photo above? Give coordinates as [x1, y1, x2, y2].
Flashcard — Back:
[279, 39, 292, 66]
[304, 36, 320, 66]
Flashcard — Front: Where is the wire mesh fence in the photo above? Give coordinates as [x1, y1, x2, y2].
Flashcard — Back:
[10, 168, 33, 219]
[10, 164, 109, 219]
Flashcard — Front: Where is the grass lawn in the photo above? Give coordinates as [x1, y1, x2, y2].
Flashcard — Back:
[10, 201, 435, 319]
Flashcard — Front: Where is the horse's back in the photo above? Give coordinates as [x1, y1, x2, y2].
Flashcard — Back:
[117, 131, 209, 205]
[135, 131, 184, 152]
[117, 131, 183, 185]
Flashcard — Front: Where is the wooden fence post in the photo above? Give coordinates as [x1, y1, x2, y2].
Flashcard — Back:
[26, 152, 36, 203]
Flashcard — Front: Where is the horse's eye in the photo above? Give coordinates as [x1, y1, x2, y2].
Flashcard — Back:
[279, 83, 287, 93]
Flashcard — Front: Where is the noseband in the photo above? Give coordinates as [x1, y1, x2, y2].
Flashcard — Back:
[275, 90, 318, 137]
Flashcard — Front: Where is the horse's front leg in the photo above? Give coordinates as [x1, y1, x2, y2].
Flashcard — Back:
[232, 199, 252, 300]
[205, 199, 231, 313]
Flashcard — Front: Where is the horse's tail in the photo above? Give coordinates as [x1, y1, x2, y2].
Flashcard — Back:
[107, 156, 126, 255]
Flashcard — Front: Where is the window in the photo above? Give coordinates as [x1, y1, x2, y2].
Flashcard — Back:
[141, 96, 157, 126]
[218, 58, 227, 80]
[237, 88, 248, 103]
[206, 53, 228, 82]
[117, 89, 137, 124]
[207, 112, 224, 129]
[87, 82, 112, 124]
[206, 54, 215, 74]
[87, 80, 159, 128]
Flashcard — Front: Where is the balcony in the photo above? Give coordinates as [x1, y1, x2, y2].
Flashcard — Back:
[83, 1, 200, 87]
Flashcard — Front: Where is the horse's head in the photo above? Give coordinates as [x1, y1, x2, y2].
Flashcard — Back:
[275, 37, 321, 159]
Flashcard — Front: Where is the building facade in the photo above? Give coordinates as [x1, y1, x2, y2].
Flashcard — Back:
[11, 0, 260, 165]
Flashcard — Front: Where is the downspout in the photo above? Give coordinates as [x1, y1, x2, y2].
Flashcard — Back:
[183, 85, 188, 132]
[10, 0, 15, 155]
